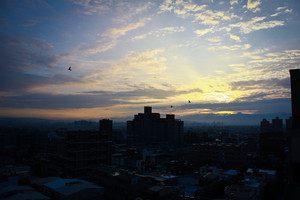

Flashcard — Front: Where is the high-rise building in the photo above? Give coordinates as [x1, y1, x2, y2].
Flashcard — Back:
[33, 128, 112, 177]
[286, 117, 293, 131]
[99, 119, 113, 140]
[64, 130, 112, 176]
[100, 119, 113, 132]
[287, 69, 300, 185]
[289, 69, 300, 129]
[259, 117, 284, 160]
[260, 117, 283, 133]
[260, 118, 271, 133]
[127, 106, 184, 146]
[272, 117, 283, 132]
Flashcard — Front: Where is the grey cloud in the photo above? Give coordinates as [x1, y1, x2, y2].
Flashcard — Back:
[1, 93, 117, 109]
[85, 88, 203, 99]
[170, 98, 291, 114]
[230, 77, 290, 90]
[0, 35, 74, 92]
[0, 35, 64, 71]
[0, 72, 77, 93]
[1, 88, 203, 109]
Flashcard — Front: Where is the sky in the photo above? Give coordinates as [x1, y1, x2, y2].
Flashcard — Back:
[0, 0, 299, 123]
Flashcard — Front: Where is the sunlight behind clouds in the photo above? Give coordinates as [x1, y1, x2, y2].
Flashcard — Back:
[0, 0, 298, 119]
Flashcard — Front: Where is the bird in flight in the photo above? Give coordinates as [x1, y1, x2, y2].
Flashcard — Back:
[68, 66, 72, 71]
[188, 100, 191, 103]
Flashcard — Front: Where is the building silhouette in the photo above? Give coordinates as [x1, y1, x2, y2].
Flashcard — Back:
[286, 116, 293, 131]
[259, 117, 284, 160]
[63, 130, 112, 176]
[287, 69, 300, 187]
[33, 120, 112, 177]
[99, 119, 113, 140]
[272, 117, 283, 132]
[260, 117, 283, 133]
[127, 106, 184, 146]
[290, 69, 300, 129]
[260, 118, 271, 133]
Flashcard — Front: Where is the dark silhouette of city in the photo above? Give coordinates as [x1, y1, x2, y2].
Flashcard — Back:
[1, 69, 300, 200]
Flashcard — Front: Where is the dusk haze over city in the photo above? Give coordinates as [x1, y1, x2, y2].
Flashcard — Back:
[1, 0, 299, 124]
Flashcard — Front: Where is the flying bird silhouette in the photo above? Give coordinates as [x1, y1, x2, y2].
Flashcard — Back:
[68, 66, 72, 71]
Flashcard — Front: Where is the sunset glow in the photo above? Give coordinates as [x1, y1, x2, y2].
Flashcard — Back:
[1, 0, 299, 121]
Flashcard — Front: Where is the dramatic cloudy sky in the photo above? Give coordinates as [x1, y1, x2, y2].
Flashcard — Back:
[0, 0, 299, 122]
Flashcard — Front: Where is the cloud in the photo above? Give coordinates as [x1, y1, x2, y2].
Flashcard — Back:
[0, 35, 77, 93]
[247, 50, 300, 65]
[276, 6, 287, 11]
[241, 48, 269, 58]
[230, 17, 284, 34]
[0, 92, 116, 109]
[70, 0, 112, 15]
[206, 37, 222, 42]
[159, 0, 234, 25]
[0, 35, 62, 69]
[87, 88, 203, 100]
[114, 1, 154, 22]
[208, 43, 251, 51]
[194, 10, 231, 25]
[229, 63, 246, 67]
[0, 73, 77, 94]
[159, 0, 174, 12]
[246, 0, 261, 13]
[244, 44, 251, 49]
[79, 48, 169, 92]
[83, 18, 150, 54]
[103, 19, 149, 39]
[0, 87, 202, 109]
[271, 8, 292, 17]
[194, 28, 214, 37]
[132, 26, 185, 40]
[169, 98, 291, 117]
[229, 34, 241, 42]
[230, 0, 238, 5]
[0, 35, 60, 70]
[230, 77, 290, 91]
[83, 40, 118, 54]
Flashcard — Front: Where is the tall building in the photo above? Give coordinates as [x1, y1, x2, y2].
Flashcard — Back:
[33, 129, 112, 177]
[260, 117, 283, 133]
[286, 117, 293, 131]
[290, 69, 300, 129]
[64, 130, 112, 176]
[259, 117, 284, 160]
[288, 69, 300, 185]
[272, 117, 283, 132]
[99, 119, 113, 140]
[127, 106, 184, 146]
[260, 118, 271, 133]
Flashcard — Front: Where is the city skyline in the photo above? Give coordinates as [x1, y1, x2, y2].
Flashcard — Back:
[1, 0, 299, 121]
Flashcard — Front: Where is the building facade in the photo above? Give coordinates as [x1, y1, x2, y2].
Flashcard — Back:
[127, 107, 184, 146]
